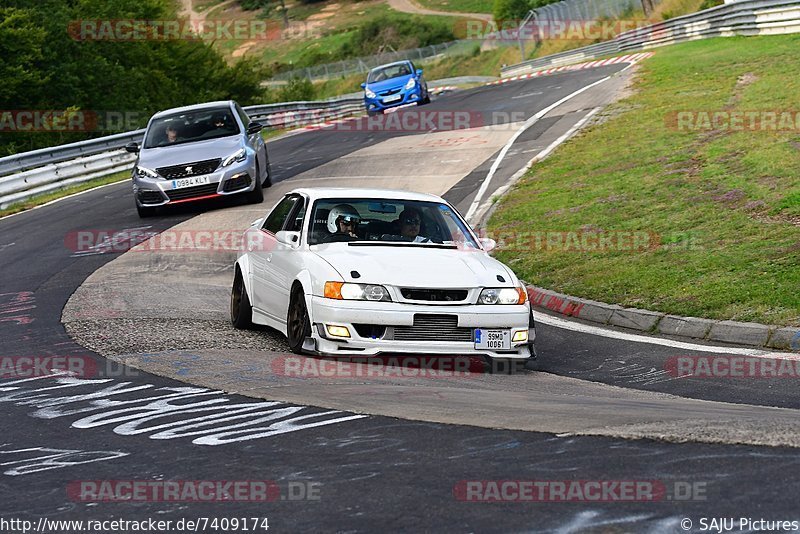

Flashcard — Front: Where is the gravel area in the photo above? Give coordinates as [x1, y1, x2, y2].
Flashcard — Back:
[65, 318, 290, 357]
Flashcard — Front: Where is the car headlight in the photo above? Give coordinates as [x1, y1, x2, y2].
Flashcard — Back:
[324, 282, 391, 302]
[222, 148, 246, 167]
[478, 287, 526, 305]
[134, 166, 159, 179]
[365, 88, 377, 99]
[404, 78, 416, 90]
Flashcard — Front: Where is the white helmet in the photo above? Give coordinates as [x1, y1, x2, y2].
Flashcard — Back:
[326, 204, 361, 233]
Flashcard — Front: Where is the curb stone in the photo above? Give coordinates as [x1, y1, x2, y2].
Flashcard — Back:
[524, 283, 800, 352]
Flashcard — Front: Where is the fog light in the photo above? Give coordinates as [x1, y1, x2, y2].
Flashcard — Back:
[326, 325, 351, 338]
[512, 330, 528, 342]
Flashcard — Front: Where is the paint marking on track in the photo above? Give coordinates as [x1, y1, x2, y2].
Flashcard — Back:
[534, 311, 800, 360]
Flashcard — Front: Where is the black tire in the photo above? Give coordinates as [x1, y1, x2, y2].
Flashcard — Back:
[287, 287, 312, 354]
[367, 109, 382, 117]
[262, 157, 272, 188]
[230, 269, 253, 329]
[136, 203, 156, 218]
[246, 163, 264, 204]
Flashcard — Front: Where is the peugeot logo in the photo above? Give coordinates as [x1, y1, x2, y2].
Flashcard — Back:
[185, 166, 193, 174]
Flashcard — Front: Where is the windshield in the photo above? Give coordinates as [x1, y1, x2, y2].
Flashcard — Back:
[308, 198, 479, 248]
[367, 63, 412, 84]
[143, 107, 240, 148]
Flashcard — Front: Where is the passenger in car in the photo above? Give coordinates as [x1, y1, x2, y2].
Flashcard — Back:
[398, 208, 430, 243]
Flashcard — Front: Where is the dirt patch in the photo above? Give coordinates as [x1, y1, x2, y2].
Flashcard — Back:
[726, 72, 758, 108]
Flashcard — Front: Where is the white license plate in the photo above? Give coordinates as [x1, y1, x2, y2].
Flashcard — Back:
[171, 175, 210, 189]
[474, 329, 511, 350]
[383, 94, 402, 103]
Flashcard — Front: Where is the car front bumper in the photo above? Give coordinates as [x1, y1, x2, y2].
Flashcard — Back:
[132, 157, 258, 207]
[365, 85, 424, 113]
[309, 296, 534, 359]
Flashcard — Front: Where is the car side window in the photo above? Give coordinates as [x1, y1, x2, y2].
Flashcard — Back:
[286, 197, 307, 233]
[234, 103, 250, 129]
[262, 196, 299, 234]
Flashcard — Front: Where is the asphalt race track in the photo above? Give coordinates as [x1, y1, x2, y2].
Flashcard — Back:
[3, 62, 800, 532]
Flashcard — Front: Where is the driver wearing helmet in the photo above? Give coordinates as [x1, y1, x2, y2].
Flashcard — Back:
[324, 204, 361, 242]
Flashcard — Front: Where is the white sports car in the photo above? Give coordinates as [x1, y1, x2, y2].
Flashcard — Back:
[230, 187, 536, 369]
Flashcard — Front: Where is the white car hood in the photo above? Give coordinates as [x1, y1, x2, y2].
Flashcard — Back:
[313, 243, 514, 288]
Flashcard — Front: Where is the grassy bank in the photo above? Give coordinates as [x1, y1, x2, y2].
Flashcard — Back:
[489, 34, 800, 326]
[415, 0, 493, 14]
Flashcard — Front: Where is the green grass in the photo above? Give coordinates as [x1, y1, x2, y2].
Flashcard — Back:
[488, 34, 800, 326]
[414, 0, 493, 14]
[0, 171, 131, 219]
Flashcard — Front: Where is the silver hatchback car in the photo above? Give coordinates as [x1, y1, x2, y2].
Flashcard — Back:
[126, 101, 271, 218]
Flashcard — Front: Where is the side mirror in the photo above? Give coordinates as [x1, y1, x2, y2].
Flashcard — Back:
[246, 122, 264, 135]
[360, 82, 366, 89]
[479, 237, 496, 252]
[416, 69, 423, 77]
[124, 142, 139, 154]
[275, 230, 301, 246]
[250, 217, 264, 227]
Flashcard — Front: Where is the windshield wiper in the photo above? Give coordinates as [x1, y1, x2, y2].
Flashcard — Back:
[347, 242, 457, 249]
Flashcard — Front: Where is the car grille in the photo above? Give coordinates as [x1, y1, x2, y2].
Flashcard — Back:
[157, 158, 221, 180]
[222, 173, 252, 192]
[379, 88, 402, 96]
[137, 190, 164, 205]
[165, 183, 219, 202]
[400, 288, 468, 302]
[393, 314, 473, 342]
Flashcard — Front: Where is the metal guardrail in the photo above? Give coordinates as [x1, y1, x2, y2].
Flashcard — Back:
[503, 0, 800, 77]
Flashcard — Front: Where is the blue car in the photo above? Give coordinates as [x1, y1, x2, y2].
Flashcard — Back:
[361, 60, 430, 116]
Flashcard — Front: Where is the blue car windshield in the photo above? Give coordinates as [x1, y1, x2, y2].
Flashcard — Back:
[144, 107, 240, 148]
[367, 64, 412, 84]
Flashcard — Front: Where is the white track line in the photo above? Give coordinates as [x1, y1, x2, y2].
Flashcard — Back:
[535, 311, 800, 360]
[466, 61, 637, 222]
[469, 106, 602, 224]
[0, 178, 129, 222]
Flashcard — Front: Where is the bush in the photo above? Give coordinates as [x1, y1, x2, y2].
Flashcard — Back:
[493, 0, 531, 24]
[277, 77, 316, 102]
[341, 15, 456, 56]
[699, 0, 724, 10]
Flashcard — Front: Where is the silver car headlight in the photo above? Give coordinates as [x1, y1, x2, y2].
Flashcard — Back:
[324, 282, 391, 302]
[222, 148, 246, 167]
[365, 88, 377, 99]
[134, 166, 159, 179]
[404, 78, 416, 90]
[478, 287, 526, 305]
